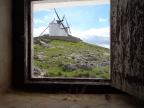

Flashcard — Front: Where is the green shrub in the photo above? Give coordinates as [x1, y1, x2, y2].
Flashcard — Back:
[72, 56, 75, 59]
[59, 54, 62, 56]
[58, 62, 63, 67]
[39, 65, 42, 69]
[51, 55, 54, 58]
[64, 74, 67, 77]
[85, 72, 90, 77]
[58, 71, 62, 76]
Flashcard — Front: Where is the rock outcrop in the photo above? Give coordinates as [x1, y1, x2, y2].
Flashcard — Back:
[63, 64, 77, 72]
[33, 67, 41, 76]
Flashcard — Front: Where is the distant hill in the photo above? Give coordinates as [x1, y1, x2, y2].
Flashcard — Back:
[33, 38, 110, 78]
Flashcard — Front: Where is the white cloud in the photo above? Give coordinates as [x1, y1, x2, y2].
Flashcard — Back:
[98, 44, 110, 49]
[99, 18, 107, 22]
[71, 27, 110, 48]
[71, 27, 109, 38]
[34, 18, 44, 23]
[44, 15, 53, 20]
[33, 26, 110, 48]
[33, 26, 49, 37]
[51, 14, 58, 19]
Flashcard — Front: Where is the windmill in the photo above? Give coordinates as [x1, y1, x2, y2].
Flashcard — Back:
[39, 8, 71, 36]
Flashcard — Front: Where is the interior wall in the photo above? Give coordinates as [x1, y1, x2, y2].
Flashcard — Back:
[0, 0, 12, 94]
[33, 0, 110, 12]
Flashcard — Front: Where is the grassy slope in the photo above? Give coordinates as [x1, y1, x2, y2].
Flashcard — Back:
[34, 39, 110, 78]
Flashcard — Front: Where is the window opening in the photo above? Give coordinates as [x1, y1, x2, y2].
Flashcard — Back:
[32, 2, 110, 79]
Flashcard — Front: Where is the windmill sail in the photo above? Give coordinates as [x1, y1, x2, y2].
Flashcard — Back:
[65, 17, 71, 35]
[54, 8, 61, 21]
[62, 14, 65, 21]
[54, 8, 68, 34]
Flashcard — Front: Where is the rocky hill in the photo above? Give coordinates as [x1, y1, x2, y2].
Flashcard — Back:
[33, 38, 110, 78]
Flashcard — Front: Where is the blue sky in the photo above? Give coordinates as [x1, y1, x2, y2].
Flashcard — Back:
[33, 4, 110, 48]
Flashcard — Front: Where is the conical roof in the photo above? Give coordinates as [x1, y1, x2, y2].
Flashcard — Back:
[50, 18, 57, 23]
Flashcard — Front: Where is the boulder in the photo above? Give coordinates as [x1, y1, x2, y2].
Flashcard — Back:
[43, 73, 50, 77]
[84, 56, 98, 61]
[90, 74, 97, 78]
[41, 39, 51, 43]
[101, 61, 110, 66]
[63, 56, 71, 59]
[37, 59, 45, 63]
[73, 60, 77, 63]
[34, 40, 41, 44]
[33, 67, 41, 76]
[77, 64, 92, 71]
[39, 41, 49, 48]
[63, 64, 77, 72]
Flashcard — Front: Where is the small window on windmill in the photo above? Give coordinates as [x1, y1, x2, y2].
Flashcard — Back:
[32, 2, 110, 79]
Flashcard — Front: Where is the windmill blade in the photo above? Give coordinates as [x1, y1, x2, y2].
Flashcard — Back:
[54, 8, 68, 35]
[54, 8, 61, 21]
[54, 9, 65, 28]
[65, 18, 71, 34]
[60, 16, 66, 29]
[62, 14, 65, 21]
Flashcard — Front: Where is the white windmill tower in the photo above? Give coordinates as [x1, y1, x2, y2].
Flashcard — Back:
[49, 8, 71, 36]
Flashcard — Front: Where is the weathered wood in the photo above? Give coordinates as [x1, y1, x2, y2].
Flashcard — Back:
[12, 0, 116, 93]
[111, 0, 144, 99]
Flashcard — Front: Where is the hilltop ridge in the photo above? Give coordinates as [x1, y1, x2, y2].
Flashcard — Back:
[34, 34, 82, 43]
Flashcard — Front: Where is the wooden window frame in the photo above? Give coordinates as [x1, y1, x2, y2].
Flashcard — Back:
[12, 0, 124, 93]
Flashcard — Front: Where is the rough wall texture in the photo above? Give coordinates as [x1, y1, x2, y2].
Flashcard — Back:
[33, 0, 109, 12]
[1, 93, 144, 108]
[34, 35, 82, 42]
[0, 0, 12, 94]
[111, 0, 144, 99]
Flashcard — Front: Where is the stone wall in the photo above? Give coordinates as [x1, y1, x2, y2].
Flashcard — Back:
[34, 35, 82, 42]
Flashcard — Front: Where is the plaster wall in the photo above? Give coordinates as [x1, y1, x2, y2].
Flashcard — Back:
[33, 0, 110, 12]
[0, 0, 12, 94]
[0, 0, 144, 107]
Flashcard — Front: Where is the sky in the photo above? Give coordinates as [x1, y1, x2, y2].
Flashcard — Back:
[33, 4, 110, 48]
